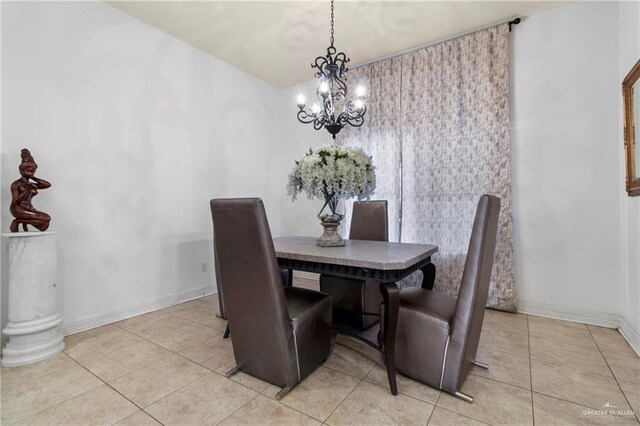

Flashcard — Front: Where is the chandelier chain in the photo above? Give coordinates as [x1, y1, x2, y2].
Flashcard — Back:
[330, 0, 334, 47]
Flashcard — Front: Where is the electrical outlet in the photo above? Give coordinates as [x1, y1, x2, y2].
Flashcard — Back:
[201, 262, 208, 273]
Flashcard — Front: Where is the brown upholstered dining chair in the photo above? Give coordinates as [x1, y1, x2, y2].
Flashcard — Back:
[382, 195, 500, 403]
[213, 244, 290, 338]
[210, 198, 332, 399]
[319, 200, 388, 330]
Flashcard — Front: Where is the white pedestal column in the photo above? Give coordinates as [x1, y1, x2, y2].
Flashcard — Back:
[1, 231, 64, 367]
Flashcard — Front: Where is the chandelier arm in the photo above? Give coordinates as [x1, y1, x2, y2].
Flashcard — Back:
[297, 109, 318, 124]
[313, 115, 328, 131]
[323, 97, 334, 117]
[356, 106, 367, 119]
[344, 100, 365, 117]
[336, 85, 347, 100]
[334, 52, 348, 68]
[347, 115, 365, 127]
[333, 56, 349, 100]
[313, 55, 329, 77]
[335, 112, 348, 126]
[339, 110, 365, 127]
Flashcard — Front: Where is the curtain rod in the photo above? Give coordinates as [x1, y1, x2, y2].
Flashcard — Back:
[353, 17, 521, 70]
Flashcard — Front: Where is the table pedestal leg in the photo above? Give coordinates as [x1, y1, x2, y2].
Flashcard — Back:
[421, 262, 436, 290]
[380, 282, 399, 395]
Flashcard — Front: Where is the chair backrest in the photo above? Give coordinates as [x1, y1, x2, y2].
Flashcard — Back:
[212, 243, 226, 319]
[210, 198, 298, 387]
[441, 195, 501, 393]
[350, 200, 389, 242]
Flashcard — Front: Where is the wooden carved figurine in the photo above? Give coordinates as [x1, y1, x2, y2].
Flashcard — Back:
[9, 149, 51, 232]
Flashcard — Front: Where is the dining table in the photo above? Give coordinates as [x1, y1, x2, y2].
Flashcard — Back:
[273, 236, 439, 396]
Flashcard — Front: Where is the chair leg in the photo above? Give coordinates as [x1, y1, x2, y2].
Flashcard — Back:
[276, 386, 293, 400]
[223, 324, 230, 339]
[455, 391, 474, 404]
[472, 360, 488, 369]
[225, 365, 241, 378]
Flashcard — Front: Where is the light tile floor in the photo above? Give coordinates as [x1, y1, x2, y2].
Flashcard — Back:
[2, 278, 639, 425]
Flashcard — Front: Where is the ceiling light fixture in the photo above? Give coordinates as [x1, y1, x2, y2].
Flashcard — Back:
[296, 0, 366, 139]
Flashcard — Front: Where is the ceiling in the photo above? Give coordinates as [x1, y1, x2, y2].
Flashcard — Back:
[108, 1, 568, 88]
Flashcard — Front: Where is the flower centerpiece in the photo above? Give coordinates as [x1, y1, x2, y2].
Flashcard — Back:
[287, 144, 376, 247]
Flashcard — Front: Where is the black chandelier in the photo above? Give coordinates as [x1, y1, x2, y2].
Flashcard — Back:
[296, 0, 366, 139]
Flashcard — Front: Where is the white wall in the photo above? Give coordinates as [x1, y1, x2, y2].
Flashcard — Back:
[511, 2, 623, 319]
[1, 1, 283, 334]
[511, 1, 640, 352]
[618, 0, 640, 350]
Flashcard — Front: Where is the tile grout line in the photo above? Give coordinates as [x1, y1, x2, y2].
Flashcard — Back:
[137, 410, 166, 426]
[527, 314, 536, 426]
[360, 371, 440, 407]
[528, 324, 635, 381]
[586, 325, 640, 423]
[212, 389, 261, 426]
[5, 355, 106, 425]
[135, 308, 310, 420]
[476, 341, 531, 360]
[321, 362, 376, 382]
[319, 367, 364, 424]
[427, 373, 535, 423]
[272, 393, 329, 422]
[519, 332, 598, 352]
[65, 354, 169, 425]
[425, 389, 441, 425]
[465, 373, 532, 393]
[11, 299, 222, 426]
[529, 389, 640, 418]
[127, 351, 247, 422]
[107, 352, 211, 421]
[524, 325, 638, 421]
[430, 406, 493, 426]
[482, 324, 530, 337]
[116, 313, 277, 408]
[121, 311, 295, 399]
[64, 325, 181, 426]
[527, 358, 618, 382]
[529, 381, 640, 414]
[477, 343, 530, 359]
[527, 335, 598, 352]
[109, 305, 257, 425]
[480, 324, 612, 364]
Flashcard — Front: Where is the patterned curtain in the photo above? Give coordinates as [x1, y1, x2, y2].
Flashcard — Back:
[340, 24, 516, 312]
[339, 58, 403, 242]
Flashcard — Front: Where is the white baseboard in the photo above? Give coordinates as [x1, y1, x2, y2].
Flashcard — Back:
[517, 300, 640, 356]
[62, 285, 216, 336]
[516, 300, 621, 328]
[619, 316, 640, 357]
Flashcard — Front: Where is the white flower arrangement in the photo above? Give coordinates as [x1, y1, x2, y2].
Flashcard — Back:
[287, 144, 376, 217]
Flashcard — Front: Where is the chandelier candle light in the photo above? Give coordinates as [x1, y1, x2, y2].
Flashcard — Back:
[296, 0, 366, 139]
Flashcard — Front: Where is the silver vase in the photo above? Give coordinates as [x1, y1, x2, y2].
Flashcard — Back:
[316, 214, 345, 247]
